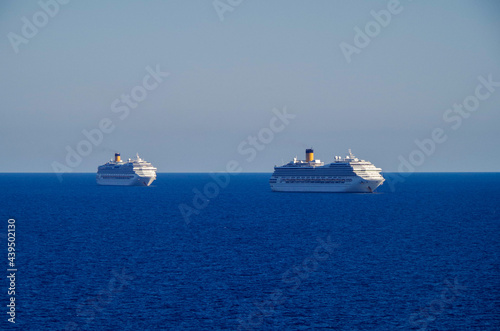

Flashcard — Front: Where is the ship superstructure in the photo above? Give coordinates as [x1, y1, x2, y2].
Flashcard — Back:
[96, 153, 157, 186]
[270, 149, 384, 193]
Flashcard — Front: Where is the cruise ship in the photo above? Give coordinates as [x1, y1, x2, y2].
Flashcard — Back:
[96, 153, 157, 186]
[270, 149, 384, 193]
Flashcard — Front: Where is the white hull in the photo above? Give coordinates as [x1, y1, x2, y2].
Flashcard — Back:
[271, 178, 384, 193]
[96, 174, 155, 186]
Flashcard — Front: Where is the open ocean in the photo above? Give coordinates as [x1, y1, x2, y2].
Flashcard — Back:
[1, 173, 499, 330]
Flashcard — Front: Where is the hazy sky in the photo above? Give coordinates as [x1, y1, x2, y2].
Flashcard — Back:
[1, 0, 499, 173]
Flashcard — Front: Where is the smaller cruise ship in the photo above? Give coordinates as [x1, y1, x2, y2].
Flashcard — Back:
[96, 153, 157, 186]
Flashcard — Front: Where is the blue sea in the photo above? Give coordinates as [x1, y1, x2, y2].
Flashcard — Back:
[1, 173, 499, 330]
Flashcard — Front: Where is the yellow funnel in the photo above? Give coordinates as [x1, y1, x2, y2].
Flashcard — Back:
[306, 148, 314, 162]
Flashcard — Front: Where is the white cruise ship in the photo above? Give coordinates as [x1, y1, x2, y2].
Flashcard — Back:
[96, 153, 157, 186]
[270, 149, 384, 193]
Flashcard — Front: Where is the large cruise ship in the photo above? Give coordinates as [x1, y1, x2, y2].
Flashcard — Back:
[96, 153, 157, 186]
[270, 149, 384, 193]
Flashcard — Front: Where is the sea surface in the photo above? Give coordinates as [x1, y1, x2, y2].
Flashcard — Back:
[1, 173, 499, 330]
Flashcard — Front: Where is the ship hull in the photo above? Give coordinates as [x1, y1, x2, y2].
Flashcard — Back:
[96, 174, 155, 186]
[270, 178, 384, 193]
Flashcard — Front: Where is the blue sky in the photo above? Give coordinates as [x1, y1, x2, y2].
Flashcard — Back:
[1, 0, 499, 172]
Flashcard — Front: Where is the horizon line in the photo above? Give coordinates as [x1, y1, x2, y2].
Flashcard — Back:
[0, 171, 499, 174]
